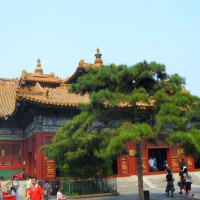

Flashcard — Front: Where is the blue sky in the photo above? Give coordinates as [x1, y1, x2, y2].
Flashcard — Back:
[0, 0, 200, 96]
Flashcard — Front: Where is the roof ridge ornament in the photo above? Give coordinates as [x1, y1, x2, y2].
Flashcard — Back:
[94, 48, 103, 65]
[35, 58, 43, 74]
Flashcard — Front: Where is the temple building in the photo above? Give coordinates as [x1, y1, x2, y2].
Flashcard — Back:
[0, 49, 198, 180]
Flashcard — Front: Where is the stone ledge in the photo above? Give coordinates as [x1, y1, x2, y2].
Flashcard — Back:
[67, 192, 119, 199]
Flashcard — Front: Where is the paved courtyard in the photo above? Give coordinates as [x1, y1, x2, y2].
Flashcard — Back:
[65, 186, 200, 200]
[6, 172, 200, 200]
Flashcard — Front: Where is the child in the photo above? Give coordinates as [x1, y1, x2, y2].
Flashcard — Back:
[57, 186, 67, 200]
[11, 176, 19, 200]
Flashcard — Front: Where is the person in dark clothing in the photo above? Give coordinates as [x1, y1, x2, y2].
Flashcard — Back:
[166, 169, 175, 197]
[178, 167, 185, 194]
[43, 179, 52, 200]
[163, 160, 167, 171]
[180, 158, 186, 168]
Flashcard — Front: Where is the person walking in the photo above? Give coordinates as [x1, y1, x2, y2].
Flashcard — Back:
[26, 176, 43, 200]
[11, 176, 19, 200]
[25, 175, 32, 197]
[178, 166, 185, 194]
[43, 180, 52, 200]
[180, 158, 186, 168]
[57, 186, 67, 200]
[183, 168, 194, 197]
[165, 169, 175, 197]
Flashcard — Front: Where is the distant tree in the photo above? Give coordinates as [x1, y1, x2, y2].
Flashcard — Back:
[42, 61, 200, 200]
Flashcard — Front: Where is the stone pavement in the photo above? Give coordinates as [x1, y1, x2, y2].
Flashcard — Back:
[13, 171, 200, 199]
[116, 171, 200, 193]
[67, 187, 200, 199]
[113, 172, 200, 200]
[67, 172, 200, 199]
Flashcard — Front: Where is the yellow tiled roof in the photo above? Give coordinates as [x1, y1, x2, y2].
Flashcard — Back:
[0, 51, 190, 118]
[0, 79, 191, 118]
[77, 59, 94, 69]
[16, 82, 89, 107]
[0, 82, 17, 117]
[21, 70, 62, 84]
[0, 79, 90, 117]
[64, 59, 102, 84]
[181, 86, 190, 94]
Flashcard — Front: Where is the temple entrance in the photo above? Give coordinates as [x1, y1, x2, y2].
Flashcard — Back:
[194, 158, 200, 168]
[112, 158, 118, 175]
[148, 148, 168, 171]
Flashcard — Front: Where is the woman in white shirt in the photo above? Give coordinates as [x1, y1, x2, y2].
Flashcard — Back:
[57, 186, 67, 200]
[183, 168, 194, 197]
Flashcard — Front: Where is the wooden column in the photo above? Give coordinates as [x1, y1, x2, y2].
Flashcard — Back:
[36, 132, 43, 180]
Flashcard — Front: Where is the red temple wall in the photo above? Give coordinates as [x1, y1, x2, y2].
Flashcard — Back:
[24, 132, 56, 180]
[117, 138, 195, 176]
[0, 141, 24, 170]
[23, 132, 195, 178]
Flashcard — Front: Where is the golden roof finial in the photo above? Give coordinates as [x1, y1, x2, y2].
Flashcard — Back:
[94, 48, 103, 65]
[35, 58, 43, 74]
[95, 48, 101, 57]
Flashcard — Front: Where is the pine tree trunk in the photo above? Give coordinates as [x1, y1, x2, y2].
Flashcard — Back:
[136, 141, 144, 200]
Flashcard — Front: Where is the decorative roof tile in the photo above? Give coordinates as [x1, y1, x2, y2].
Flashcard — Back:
[21, 70, 62, 84]
[16, 82, 89, 107]
[0, 82, 17, 117]
[65, 49, 103, 84]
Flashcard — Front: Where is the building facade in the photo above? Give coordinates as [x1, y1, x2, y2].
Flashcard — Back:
[0, 49, 197, 180]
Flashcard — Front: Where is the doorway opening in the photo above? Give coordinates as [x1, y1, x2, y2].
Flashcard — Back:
[194, 158, 200, 169]
[112, 158, 118, 175]
[148, 148, 168, 171]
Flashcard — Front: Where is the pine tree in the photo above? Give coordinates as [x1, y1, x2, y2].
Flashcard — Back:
[42, 61, 200, 200]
